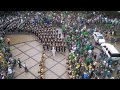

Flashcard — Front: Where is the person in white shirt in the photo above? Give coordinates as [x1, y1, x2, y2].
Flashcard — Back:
[112, 31, 114, 36]
[8, 67, 12, 75]
[1, 75, 5, 79]
[52, 46, 56, 57]
[103, 60, 106, 66]
[17, 58, 22, 68]
[88, 49, 92, 56]
[23, 63, 28, 72]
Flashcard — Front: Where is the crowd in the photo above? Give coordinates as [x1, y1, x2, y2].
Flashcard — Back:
[0, 35, 16, 79]
[0, 11, 120, 37]
[0, 11, 120, 79]
[65, 27, 115, 79]
[62, 12, 120, 79]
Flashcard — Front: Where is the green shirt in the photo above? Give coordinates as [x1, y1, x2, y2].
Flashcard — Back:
[66, 36, 70, 43]
[84, 58, 90, 64]
[109, 60, 112, 65]
[62, 25, 65, 32]
[69, 53, 75, 62]
[72, 70, 75, 76]
[8, 47, 11, 52]
[84, 32, 88, 36]
[81, 31, 84, 36]
[77, 43, 80, 49]
[107, 24, 111, 29]
[85, 45, 90, 50]
[74, 35, 77, 40]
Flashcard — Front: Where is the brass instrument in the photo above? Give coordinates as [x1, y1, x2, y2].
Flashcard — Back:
[38, 52, 46, 79]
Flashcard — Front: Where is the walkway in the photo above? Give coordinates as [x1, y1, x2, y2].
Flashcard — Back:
[9, 34, 69, 79]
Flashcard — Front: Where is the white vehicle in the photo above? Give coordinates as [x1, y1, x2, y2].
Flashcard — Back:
[93, 32, 105, 44]
[101, 43, 120, 61]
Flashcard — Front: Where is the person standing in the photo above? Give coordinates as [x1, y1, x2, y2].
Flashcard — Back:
[17, 58, 22, 68]
[50, 42, 53, 51]
[6, 37, 10, 45]
[61, 42, 63, 52]
[115, 38, 117, 46]
[116, 65, 120, 75]
[63, 42, 66, 52]
[43, 41, 45, 51]
[112, 30, 114, 36]
[2, 31, 5, 38]
[52, 46, 56, 57]
[58, 42, 61, 52]
[47, 42, 49, 51]
[23, 63, 28, 72]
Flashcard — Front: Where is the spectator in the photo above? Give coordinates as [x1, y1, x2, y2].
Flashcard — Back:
[52, 46, 56, 57]
[17, 58, 22, 68]
[6, 37, 10, 45]
[114, 38, 117, 46]
[23, 63, 28, 72]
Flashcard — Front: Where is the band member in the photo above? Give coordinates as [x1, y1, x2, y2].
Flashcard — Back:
[61, 42, 64, 52]
[43, 41, 45, 51]
[56, 29, 58, 34]
[51, 38, 53, 43]
[63, 42, 66, 52]
[56, 34, 58, 38]
[47, 42, 49, 51]
[53, 29, 55, 33]
[41, 35, 43, 43]
[48, 29, 50, 34]
[46, 35, 48, 42]
[49, 35, 51, 42]
[34, 29, 36, 35]
[59, 34, 61, 38]
[59, 38, 62, 43]
[38, 32, 40, 39]
[50, 42, 53, 50]
[36, 29, 38, 36]
[51, 31, 53, 35]
[58, 42, 61, 52]
[43, 35, 45, 43]
[57, 42, 59, 52]
[31, 28, 34, 33]
[54, 43, 56, 52]
[52, 46, 56, 57]
[40, 34, 42, 42]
